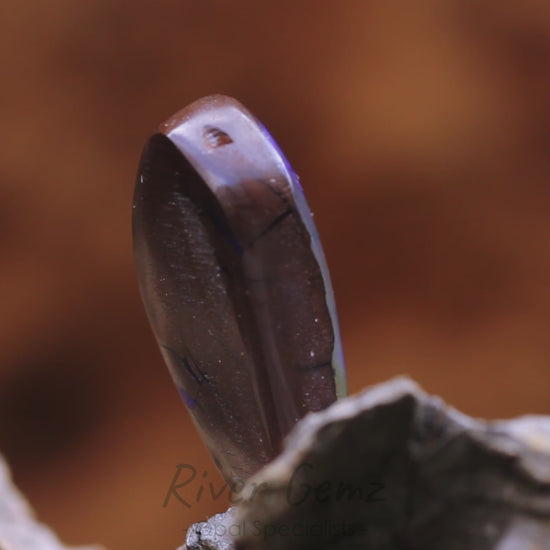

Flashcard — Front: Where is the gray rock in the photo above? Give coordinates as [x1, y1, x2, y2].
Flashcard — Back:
[182, 509, 237, 550]
[182, 377, 550, 549]
[0, 453, 101, 550]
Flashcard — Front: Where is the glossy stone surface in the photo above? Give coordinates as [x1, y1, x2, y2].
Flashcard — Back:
[133, 95, 346, 483]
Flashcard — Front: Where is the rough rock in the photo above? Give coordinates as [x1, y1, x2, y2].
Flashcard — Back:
[182, 377, 550, 549]
[0, 454, 101, 550]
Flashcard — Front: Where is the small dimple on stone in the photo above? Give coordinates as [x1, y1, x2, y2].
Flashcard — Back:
[203, 126, 233, 148]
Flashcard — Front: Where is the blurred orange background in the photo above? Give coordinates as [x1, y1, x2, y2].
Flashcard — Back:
[1, 1, 550, 549]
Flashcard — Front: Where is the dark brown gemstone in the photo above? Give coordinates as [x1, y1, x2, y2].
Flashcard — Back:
[133, 95, 346, 483]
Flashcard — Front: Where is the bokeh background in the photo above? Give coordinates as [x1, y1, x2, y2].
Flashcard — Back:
[1, 1, 550, 548]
